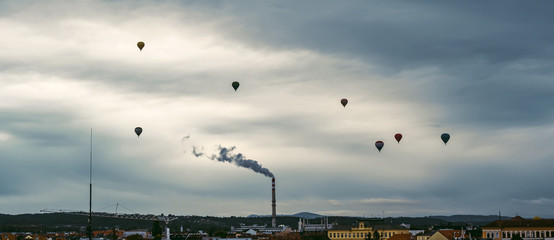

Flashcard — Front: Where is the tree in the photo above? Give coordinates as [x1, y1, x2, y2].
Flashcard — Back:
[274, 232, 301, 240]
[365, 232, 372, 240]
[108, 226, 118, 240]
[214, 230, 227, 238]
[207, 225, 218, 236]
[152, 221, 163, 240]
[373, 231, 380, 240]
[126, 234, 144, 240]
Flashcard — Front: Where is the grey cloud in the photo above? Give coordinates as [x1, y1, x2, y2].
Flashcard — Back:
[3, 0, 554, 217]
[511, 198, 554, 206]
[199, 113, 375, 158]
[187, 1, 554, 129]
[0, 131, 89, 200]
[359, 198, 418, 205]
[211, 1, 554, 67]
[412, 154, 554, 215]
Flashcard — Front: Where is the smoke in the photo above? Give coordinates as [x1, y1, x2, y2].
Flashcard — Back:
[181, 135, 190, 153]
[210, 146, 274, 178]
[181, 135, 205, 157]
[182, 136, 273, 178]
[192, 146, 205, 157]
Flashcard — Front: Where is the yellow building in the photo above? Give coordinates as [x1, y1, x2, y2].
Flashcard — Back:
[482, 216, 554, 240]
[328, 219, 410, 240]
[428, 230, 464, 240]
[416, 233, 432, 240]
[25, 235, 47, 240]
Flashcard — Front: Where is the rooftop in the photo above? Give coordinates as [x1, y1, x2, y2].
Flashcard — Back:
[484, 216, 554, 228]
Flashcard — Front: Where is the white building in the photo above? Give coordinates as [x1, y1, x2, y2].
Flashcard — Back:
[123, 230, 149, 239]
[231, 223, 290, 234]
[298, 218, 333, 232]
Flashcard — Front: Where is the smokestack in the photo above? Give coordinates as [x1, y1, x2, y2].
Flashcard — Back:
[272, 177, 276, 228]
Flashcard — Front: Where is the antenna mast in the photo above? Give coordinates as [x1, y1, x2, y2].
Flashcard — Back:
[88, 129, 93, 240]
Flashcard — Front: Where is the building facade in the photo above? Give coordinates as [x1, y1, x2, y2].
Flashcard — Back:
[298, 218, 334, 232]
[482, 216, 554, 240]
[230, 223, 290, 234]
[416, 233, 432, 240]
[328, 219, 410, 240]
[428, 230, 464, 240]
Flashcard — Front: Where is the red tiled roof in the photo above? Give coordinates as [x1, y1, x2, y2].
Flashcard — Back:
[484, 217, 554, 228]
[389, 233, 412, 240]
[438, 230, 463, 240]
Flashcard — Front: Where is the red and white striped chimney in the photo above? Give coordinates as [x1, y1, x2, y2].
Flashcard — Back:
[272, 177, 276, 228]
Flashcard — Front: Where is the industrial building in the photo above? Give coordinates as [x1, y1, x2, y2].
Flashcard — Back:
[230, 223, 291, 235]
[298, 217, 334, 232]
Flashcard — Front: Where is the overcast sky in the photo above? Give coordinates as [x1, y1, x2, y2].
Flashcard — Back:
[2, 0, 554, 219]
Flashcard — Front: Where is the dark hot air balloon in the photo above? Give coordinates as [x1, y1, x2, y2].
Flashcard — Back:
[232, 81, 240, 91]
[341, 98, 348, 107]
[135, 127, 143, 138]
[375, 141, 384, 152]
[441, 133, 450, 145]
[394, 133, 402, 143]
[137, 42, 145, 51]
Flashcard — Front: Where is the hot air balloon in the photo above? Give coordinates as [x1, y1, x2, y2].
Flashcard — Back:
[394, 133, 402, 143]
[232, 81, 240, 91]
[375, 141, 384, 152]
[137, 42, 145, 51]
[341, 98, 348, 107]
[441, 133, 450, 145]
[135, 127, 143, 138]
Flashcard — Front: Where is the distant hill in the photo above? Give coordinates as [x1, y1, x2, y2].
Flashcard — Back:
[429, 215, 512, 224]
[247, 214, 271, 218]
[247, 212, 323, 219]
[246, 213, 511, 223]
[292, 212, 324, 219]
[0, 212, 515, 232]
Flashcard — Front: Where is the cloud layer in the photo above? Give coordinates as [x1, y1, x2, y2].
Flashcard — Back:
[1, 0, 554, 218]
